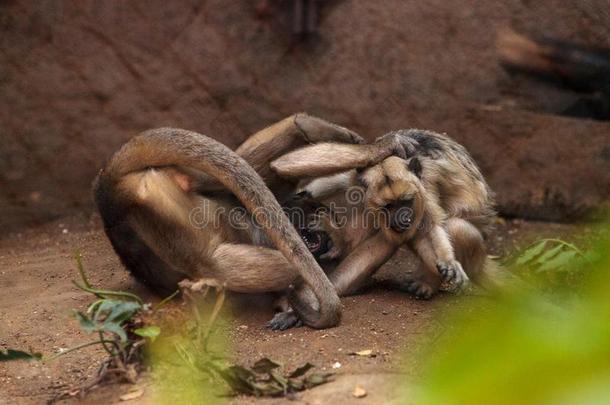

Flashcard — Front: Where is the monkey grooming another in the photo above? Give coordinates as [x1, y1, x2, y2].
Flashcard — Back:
[269, 154, 449, 329]
[381, 129, 497, 298]
[268, 129, 497, 328]
[93, 114, 376, 329]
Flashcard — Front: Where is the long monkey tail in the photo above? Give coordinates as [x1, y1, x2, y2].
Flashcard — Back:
[101, 127, 341, 329]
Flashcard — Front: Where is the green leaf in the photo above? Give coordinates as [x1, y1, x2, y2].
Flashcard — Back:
[288, 362, 315, 378]
[134, 325, 161, 342]
[534, 244, 565, 265]
[0, 349, 42, 362]
[95, 300, 140, 323]
[516, 241, 546, 266]
[252, 358, 282, 374]
[74, 311, 97, 333]
[102, 322, 128, 342]
[107, 301, 141, 323]
[537, 251, 578, 273]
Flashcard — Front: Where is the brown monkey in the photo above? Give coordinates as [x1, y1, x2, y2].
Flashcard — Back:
[93, 114, 366, 329]
[380, 129, 496, 298]
[268, 129, 496, 328]
[269, 155, 447, 329]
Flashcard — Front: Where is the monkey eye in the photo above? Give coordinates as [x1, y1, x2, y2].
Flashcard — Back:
[401, 197, 414, 206]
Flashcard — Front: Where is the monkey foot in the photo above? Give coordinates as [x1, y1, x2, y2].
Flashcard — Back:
[266, 311, 303, 331]
[436, 260, 470, 292]
[403, 280, 437, 300]
[295, 113, 365, 145]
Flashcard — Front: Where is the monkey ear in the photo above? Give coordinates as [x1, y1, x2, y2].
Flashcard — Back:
[407, 157, 423, 179]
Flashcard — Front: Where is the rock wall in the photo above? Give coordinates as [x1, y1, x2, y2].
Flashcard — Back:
[1, 0, 609, 230]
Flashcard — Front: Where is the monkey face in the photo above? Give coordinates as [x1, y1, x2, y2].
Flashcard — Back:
[299, 227, 333, 259]
[359, 156, 425, 239]
[282, 192, 335, 259]
[385, 198, 416, 233]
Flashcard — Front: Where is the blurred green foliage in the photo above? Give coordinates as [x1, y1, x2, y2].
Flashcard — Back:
[147, 297, 331, 402]
[408, 222, 610, 405]
[147, 294, 231, 404]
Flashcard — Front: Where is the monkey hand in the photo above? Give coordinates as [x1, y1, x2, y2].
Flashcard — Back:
[267, 310, 303, 331]
[436, 260, 470, 293]
[374, 132, 416, 159]
[295, 113, 365, 145]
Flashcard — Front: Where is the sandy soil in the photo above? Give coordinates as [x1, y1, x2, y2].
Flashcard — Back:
[0, 214, 589, 404]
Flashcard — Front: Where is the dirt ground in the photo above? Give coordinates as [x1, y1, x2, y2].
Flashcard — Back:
[0, 213, 591, 404]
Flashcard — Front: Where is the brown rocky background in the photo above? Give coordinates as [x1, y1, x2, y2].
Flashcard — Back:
[1, 0, 609, 231]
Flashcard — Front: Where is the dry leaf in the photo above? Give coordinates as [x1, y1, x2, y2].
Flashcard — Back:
[353, 385, 367, 398]
[120, 388, 144, 401]
[349, 349, 375, 357]
[355, 349, 372, 356]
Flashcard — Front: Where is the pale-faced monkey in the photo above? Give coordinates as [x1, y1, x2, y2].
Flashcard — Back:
[269, 155, 451, 329]
[379, 129, 496, 298]
[268, 130, 496, 328]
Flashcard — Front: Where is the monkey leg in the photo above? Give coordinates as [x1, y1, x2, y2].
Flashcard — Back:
[136, 172, 306, 293]
[212, 243, 299, 293]
[213, 243, 313, 331]
[119, 169, 221, 287]
[403, 237, 442, 299]
[427, 224, 470, 290]
[125, 169, 307, 305]
[444, 217, 487, 283]
[404, 220, 485, 298]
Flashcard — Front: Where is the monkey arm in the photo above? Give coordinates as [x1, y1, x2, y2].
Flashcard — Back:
[329, 232, 399, 296]
[270, 133, 408, 179]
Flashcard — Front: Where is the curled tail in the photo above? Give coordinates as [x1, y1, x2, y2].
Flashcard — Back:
[97, 127, 341, 329]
